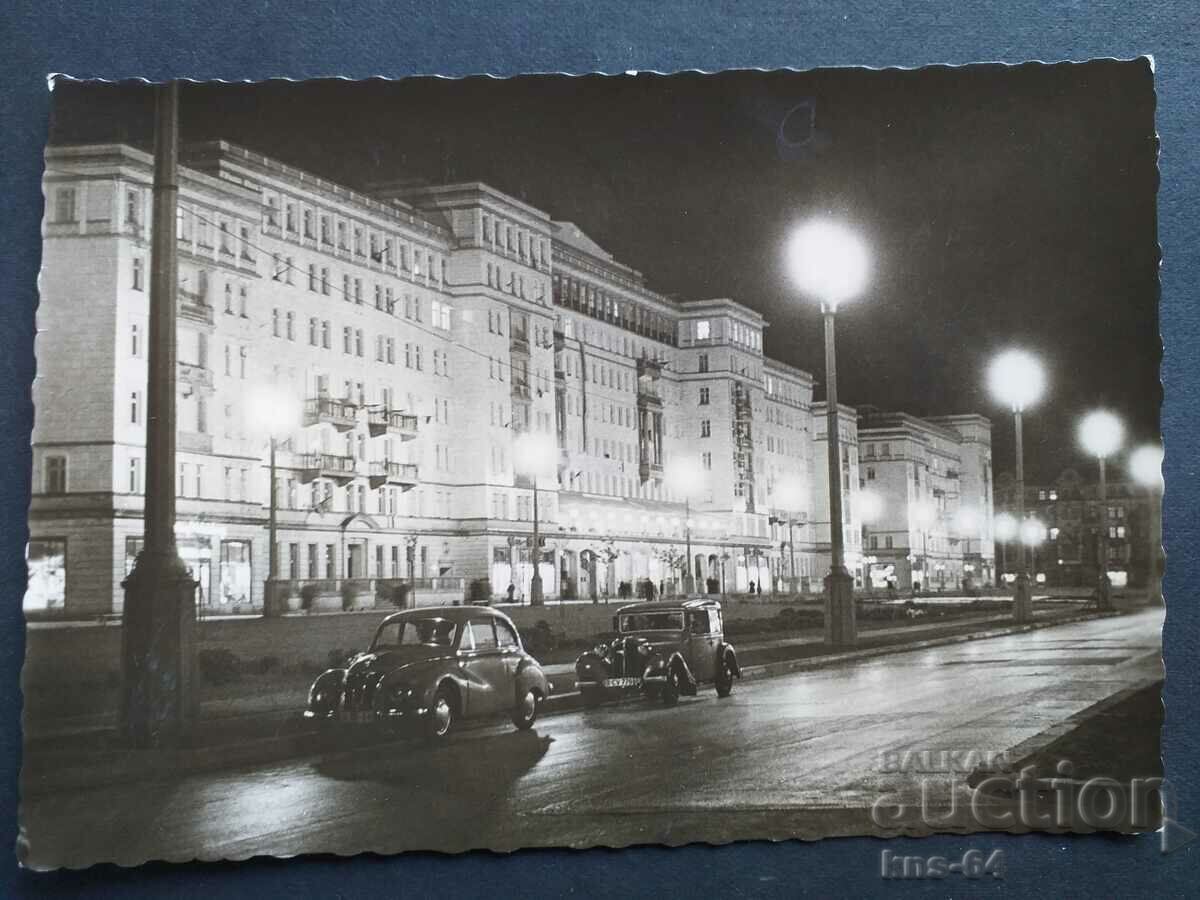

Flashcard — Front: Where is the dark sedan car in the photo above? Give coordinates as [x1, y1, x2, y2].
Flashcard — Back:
[305, 606, 551, 740]
[574, 598, 740, 706]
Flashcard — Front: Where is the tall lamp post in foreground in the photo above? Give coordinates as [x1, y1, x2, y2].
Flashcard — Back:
[514, 432, 557, 606]
[787, 219, 870, 647]
[248, 385, 302, 617]
[667, 455, 705, 594]
[120, 82, 196, 747]
[987, 349, 1045, 623]
[1129, 443, 1164, 605]
[1078, 410, 1124, 611]
[993, 511, 1018, 585]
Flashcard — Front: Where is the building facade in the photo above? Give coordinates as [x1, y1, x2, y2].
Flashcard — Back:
[856, 408, 996, 591]
[28, 141, 981, 617]
[993, 468, 1159, 589]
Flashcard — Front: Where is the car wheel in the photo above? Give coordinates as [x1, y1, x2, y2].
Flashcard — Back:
[580, 686, 604, 708]
[512, 688, 539, 730]
[715, 657, 734, 698]
[661, 667, 680, 706]
[425, 685, 456, 742]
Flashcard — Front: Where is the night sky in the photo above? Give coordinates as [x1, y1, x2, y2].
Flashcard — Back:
[48, 61, 1160, 482]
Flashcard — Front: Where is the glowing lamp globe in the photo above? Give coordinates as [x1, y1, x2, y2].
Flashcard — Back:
[1020, 518, 1046, 547]
[247, 384, 301, 438]
[993, 512, 1018, 542]
[855, 489, 883, 524]
[667, 456, 705, 498]
[1078, 410, 1125, 460]
[912, 500, 937, 530]
[785, 220, 870, 309]
[987, 349, 1045, 412]
[513, 432, 558, 481]
[1129, 444, 1164, 491]
[775, 476, 805, 513]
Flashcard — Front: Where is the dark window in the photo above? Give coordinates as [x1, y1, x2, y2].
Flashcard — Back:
[44, 456, 67, 494]
[689, 609, 711, 634]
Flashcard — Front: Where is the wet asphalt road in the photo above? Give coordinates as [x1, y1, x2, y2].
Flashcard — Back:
[22, 609, 1163, 867]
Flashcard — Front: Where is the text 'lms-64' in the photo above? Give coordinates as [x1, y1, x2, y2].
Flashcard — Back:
[574, 598, 740, 706]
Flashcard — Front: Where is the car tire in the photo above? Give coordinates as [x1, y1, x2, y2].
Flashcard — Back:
[512, 688, 539, 730]
[425, 684, 457, 742]
[580, 686, 604, 708]
[715, 656, 734, 698]
[661, 667, 680, 706]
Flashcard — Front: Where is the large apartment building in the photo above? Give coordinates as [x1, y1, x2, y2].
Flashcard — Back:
[855, 408, 996, 591]
[28, 140, 953, 617]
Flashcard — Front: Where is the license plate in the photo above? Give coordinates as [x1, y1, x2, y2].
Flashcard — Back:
[603, 677, 640, 688]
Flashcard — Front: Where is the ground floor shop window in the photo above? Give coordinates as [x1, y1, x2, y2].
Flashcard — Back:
[218, 539, 251, 608]
[25, 538, 66, 612]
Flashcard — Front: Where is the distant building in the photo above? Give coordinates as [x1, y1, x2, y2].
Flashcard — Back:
[856, 408, 996, 591]
[994, 468, 1159, 589]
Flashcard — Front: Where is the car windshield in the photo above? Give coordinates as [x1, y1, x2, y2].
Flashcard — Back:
[372, 617, 458, 650]
[619, 611, 685, 632]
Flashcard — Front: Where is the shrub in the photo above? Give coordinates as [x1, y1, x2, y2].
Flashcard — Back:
[198, 647, 241, 685]
[523, 621, 558, 657]
[300, 583, 320, 612]
[467, 578, 491, 605]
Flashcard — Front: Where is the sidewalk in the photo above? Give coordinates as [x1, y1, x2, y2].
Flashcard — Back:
[20, 607, 1118, 796]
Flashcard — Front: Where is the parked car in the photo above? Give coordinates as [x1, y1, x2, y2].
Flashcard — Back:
[574, 598, 740, 706]
[305, 606, 551, 740]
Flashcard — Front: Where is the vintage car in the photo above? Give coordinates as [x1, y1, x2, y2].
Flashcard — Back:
[305, 606, 551, 740]
[574, 598, 740, 706]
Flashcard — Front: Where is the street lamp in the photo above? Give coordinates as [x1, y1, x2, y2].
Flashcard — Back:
[775, 476, 806, 592]
[247, 384, 301, 617]
[912, 499, 937, 593]
[667, 455, 705, 594]
[1020, 516, 1047, 588]
[513, 431, 557, 606]
[787, 219, 869, 647]
[1129, 443, 1164, 604]
[993, 512, 1018, 584]
[987, 348, 1045, 623]
[1078, 410, 1124, 610]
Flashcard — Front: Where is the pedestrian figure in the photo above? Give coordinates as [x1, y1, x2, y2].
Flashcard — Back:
[749, 579, 756, 595]
[756, 581, 762, 596]
[506, 582, 516, 604]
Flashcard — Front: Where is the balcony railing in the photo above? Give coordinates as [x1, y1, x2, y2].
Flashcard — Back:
[299, 452, 357, 483]
[368, 460, 419, 490]
[637, 356, 664, 377]
[304, 396, 358, 432]
[178, 362, 213, 390]
[639, 456, 664, 482]
[636, 383, 662, 406]
[510, 332, 530, 355]
[366, 408, 419, 440]
[178, 294, 215, 326]
[553, 329, 566, 351]
[511, 380, 532, 401]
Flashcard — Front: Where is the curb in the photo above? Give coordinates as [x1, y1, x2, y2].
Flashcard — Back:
[22, 611, 1120, 796]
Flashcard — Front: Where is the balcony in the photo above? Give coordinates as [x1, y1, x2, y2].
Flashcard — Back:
[639, 455, 664, 483]
[178, 294, 215, 327]
[369, 460, 419, 490]
[636, 382, 662, 407]
[637, 356, 664, 378]
[510, 332, 530, 356]
[555, 368, 566, 387]
[511, 380, 532, 401]
[367, 408, 419, 440]
[553, 329, 566, 352]
[178, 361, 213, 391]
[304, 396, 358, 432]
[299, 452, 357, 484]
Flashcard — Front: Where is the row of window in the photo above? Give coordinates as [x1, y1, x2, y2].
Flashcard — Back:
[552, 275, 677, 346]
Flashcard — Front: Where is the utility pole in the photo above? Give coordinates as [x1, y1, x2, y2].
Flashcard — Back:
[120, 81, 197, 747]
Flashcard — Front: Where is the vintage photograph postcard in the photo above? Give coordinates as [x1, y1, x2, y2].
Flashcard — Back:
[20, 61, 1162, 868]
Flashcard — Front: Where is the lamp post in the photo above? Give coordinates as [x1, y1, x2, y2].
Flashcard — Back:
[1078, 410, 1124, 611]
[120, 81, 195, 747]
[248, 385, 301, 617]
[513, 432, 557, 606]
[1129, 443, 1164, 605]
[667, 456, 705, 594]
[993, 512, 1018, 586]
[912, 500, 936, 594]
[1020, 516, 1047, 590]
[775, 476, 806, 593]
[987, 348, 1045, 623]
[787, 219, 869, 647]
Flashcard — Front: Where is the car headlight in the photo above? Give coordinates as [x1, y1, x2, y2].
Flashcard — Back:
[593, 642, 609, 656]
